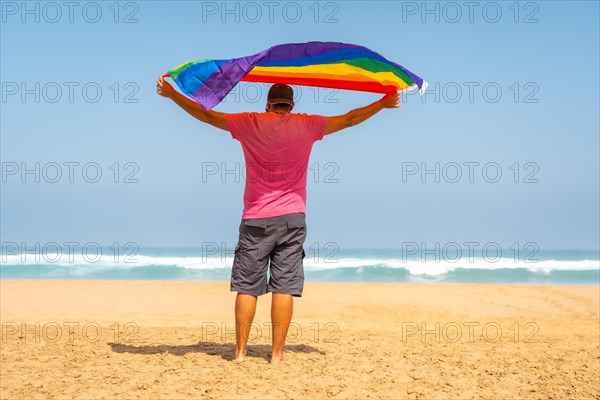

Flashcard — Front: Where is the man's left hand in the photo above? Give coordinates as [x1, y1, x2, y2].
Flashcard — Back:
[156, 76, 176, 98]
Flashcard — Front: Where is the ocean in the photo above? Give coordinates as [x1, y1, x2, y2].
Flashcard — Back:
[1, 246, 598, 285]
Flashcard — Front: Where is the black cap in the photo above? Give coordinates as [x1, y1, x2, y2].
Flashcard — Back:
[267, 83, 294, 106]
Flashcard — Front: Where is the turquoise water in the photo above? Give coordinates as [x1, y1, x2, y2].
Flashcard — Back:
[1, 248, 598, 285]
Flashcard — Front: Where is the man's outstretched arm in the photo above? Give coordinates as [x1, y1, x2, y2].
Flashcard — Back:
[156, 75, 228, 131]
[324, 92, 399, 136]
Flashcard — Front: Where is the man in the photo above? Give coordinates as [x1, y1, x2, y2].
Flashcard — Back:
[156, 77, 399, 363]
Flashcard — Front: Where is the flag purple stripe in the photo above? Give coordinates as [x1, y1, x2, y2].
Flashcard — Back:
[190, 50, 269, 109]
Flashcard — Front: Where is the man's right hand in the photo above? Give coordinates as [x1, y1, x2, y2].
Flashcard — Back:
[324, 91, 401, 136]
[380, 92, 400, 108]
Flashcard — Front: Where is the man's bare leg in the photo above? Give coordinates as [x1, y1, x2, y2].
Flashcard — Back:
[270, 293, 293, 364]
[234, 293, 257, 362]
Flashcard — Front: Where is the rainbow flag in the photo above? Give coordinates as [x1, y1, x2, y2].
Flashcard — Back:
[164, 41, 427, 110]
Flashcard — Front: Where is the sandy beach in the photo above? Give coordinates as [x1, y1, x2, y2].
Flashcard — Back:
[1, 280, 598, 399]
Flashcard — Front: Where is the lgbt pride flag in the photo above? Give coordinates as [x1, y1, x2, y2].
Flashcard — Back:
[164, 41, 427, 110]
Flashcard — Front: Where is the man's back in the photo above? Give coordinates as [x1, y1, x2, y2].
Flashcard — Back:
[157, 76, 398, 363]
[225, 112, 327, 219]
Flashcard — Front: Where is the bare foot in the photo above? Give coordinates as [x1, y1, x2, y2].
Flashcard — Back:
[233, 348, 246, 363]
[270, 352, 284, 364]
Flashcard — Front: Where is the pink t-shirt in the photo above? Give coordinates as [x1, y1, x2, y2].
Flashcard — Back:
[225, 112, 328, 219]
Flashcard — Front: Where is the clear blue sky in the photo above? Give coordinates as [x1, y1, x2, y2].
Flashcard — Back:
[1, 1, 598, 250]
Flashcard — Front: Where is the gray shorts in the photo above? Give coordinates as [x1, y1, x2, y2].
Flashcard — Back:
[231, 212, 307, 297]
